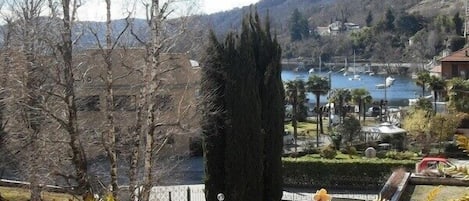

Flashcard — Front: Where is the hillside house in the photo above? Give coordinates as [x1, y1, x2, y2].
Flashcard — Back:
[438, 47, 469, 79]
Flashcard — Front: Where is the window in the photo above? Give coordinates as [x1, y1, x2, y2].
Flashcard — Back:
[113, 95, 136, 111]
[76, 95, 100, 111]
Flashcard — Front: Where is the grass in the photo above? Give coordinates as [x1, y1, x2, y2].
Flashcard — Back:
[0, 186, 80, 201]
[401, 185, 469, 201]
[284, 116, 381, 137]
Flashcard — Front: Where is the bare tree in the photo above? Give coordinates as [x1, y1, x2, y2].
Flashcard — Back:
[37, 0, 92, 194]
[0, 1, 50, 200]
[127, 0, 200, 200]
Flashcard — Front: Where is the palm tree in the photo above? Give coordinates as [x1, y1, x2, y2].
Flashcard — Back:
[416, 71, 431, 97]
[428, 75, 446, 114]
[306, 75, 330, 132]
[351, 88, 372, 122]
[448, 78, 469, 113]
[306, 75, 330, 147]
[362, 95, 373, 123]
[329, 88, 352, 124]
[285, 79, 306, 152]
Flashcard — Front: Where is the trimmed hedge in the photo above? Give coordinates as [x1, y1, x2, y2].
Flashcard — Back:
[282, 157, 415, 190]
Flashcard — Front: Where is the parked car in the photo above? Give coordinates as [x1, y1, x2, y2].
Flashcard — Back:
[283, 130, 294, 145]
[365, 106, 382, 117]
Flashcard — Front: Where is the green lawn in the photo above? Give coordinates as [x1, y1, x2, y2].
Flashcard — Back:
[284, 116, 379, 137]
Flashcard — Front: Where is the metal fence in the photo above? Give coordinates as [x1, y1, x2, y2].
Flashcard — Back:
[149, 185, 379, 201]
[150, 185, 205, 201]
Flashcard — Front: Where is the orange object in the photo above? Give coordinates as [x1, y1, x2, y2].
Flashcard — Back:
[313, 188, 331, 201]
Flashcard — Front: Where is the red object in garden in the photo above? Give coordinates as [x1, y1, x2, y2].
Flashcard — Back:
[415, 157, 454, 176]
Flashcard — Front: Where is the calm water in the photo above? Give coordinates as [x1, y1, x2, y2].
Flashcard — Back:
[282, 70, 422, 106]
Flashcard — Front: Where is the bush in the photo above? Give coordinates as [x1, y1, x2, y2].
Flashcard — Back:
[340, 146, 357, 155]
[282, 158, 415, 190]
[444, 143, 469, 159]
[376, 150, 387, 159]
[385, 151, 416, 160]
[320, 145, 337, 159]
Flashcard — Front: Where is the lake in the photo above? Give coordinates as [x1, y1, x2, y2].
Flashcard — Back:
[282, 70, 423, 107]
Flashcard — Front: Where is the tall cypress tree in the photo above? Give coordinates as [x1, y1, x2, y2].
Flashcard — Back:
[201, 9, 284, 201]
[258, 11, 284, 201]
[201, 31, 227, 201]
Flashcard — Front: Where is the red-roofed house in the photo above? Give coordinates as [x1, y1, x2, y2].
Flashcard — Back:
[438, 47, 469, 79]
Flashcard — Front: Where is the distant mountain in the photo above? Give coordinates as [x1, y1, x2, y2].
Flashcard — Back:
[1, 0, 466, 59]
[202, 0, 465, 35]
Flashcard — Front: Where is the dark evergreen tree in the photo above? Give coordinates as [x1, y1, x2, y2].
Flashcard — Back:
[453, 12, 463, 36]
[200, 31, 227, 201]
[201, 9, 284, 201]
[289, 8, 309, 41]
[366, 11, 373, 27]
[257, 11, 284, 201]
[384, 8, 395, 31]
[395, 13, 423, 36]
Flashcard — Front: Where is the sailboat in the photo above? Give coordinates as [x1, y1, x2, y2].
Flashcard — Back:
[348, 50, 361, 81]
[364, 64, 374, 76]
[375, 76, 395, 88]
[343, 57, 349, 76]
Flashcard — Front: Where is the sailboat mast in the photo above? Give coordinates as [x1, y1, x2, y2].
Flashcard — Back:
[353, 50, 356, 74]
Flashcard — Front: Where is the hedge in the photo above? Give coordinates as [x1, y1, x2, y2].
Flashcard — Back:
[282, 157, 415, 190]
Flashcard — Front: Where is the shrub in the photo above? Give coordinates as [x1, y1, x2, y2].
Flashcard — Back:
[376, 150, 387, 159]
[282, 158, 415, 190]
[385, 151, 416, 160]
[341, 146, 357, 155]
[444, 143, 469, 159]
[320, 145, 337, 159]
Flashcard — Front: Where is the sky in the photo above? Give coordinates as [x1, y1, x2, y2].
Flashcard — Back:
[76, 0, 261, 21]
[203, 0, 260, 14]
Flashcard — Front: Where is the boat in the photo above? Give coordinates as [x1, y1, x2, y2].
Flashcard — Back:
[349, 74, 361, 81]
[408, 95, 433, 106]
[386, 76, 395, 85]
[308, 68, 315, 74]
[375, 83, 387, 89]
[348, 50, 360, 81]
[368, 72, 375, 76]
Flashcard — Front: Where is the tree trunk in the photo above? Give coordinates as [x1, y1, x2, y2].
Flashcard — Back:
[103, 0, 118, 198]
[129, 91, 144, 200]
[142, 1, 161, 199]
[362, 102, 366, 123]
[292, 101, 298, 153]
[358, 100, 362, 121]
[316, 95, 320, 147]
[61, 0, 90, 193]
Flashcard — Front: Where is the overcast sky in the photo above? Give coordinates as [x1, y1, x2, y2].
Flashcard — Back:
[75, 0, 260, 21]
